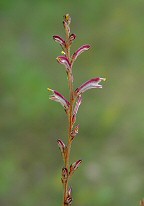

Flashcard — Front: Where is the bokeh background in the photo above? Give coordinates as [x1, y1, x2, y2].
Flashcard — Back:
[0, 0, 144, 205]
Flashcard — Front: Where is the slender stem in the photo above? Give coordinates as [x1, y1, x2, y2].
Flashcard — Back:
[63, 23, 74, 206]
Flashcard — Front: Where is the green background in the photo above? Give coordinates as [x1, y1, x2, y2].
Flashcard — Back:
[0, 0, 144, 205]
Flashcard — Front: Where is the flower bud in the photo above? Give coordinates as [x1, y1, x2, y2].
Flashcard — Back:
[70, 124, 79, 140]
[65, 196, 72, 205]
[64, 14, 71, 25]
[61, 167, 68, 183]
[57, 139, 65, 154]
[69, 33, 76, 46]
[53, 35, 66, 47]
[69, 160, 82, 176]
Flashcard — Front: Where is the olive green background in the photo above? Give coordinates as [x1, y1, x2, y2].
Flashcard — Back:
[0, 0, 144, 205]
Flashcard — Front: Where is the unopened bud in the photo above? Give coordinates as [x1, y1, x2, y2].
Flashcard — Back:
[70, 124, 79, 140]
[64, 14, 71, 25]
[57, 139, 65, 153]
[69, 33, 76, 46]
[65, 196, 73, 205]
[62, 167, 68, 182]
[68, 186, 72, 197]
[69, 160, 82, 176]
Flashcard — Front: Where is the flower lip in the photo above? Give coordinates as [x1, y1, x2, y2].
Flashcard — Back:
[53, 35, 66, 47]
[56, 56, 71, 71]
[75, 77, 106, 96]
[72, 44, 90, 63]
[48, 88, 70, 110]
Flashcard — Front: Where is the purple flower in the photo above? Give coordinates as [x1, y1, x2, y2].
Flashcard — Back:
[75, 77, 106, 96]
[56, 56, 71, 72]
[53, 35, 66, 47]
[48, 88, 70, 111]
[71, 44, 90, 63]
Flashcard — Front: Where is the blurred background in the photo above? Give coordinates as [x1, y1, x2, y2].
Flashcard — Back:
[0, 0, 144, 205]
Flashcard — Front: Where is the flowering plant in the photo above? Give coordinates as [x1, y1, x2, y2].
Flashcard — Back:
[48, 14, 106, 206]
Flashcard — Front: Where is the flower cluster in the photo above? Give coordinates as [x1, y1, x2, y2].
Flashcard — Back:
[48, 14, 105, 206]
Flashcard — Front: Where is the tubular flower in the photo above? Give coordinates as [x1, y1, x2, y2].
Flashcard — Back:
[47, 88, 70, 111]
[75, 77, 106, 96]
[56, 56, 71, 72]
[72, 95, 82, 124]
[53, 35, 66, 48]
[71, 44, 90, 63]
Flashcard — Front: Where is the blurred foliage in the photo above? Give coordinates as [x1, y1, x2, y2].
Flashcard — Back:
[0, 0, 144, 206]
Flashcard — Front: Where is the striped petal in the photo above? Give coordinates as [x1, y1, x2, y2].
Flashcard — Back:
[57, 139, 66, 154]
[70, 124, 79, 140]
[53, 35, 66, 47]
[63, 20, 70, 35]
[56, 56, 71, 72]
[75, 77, 106, 96]
[48, 88, 70, 110]
[72, 95, 82, 124]
[70, 160, 82, 176]
[72, 44, 90, 63]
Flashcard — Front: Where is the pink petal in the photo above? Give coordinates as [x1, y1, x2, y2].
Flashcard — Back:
[70, 160, 82, 171]
[57, 139, 65, 153]
[56, 56, 71, 71]
[53, 35, 66, 47]
[68, 186, 72, 196]
[73, 95, 82, 116]
[75, 77, 106, 96]
[48, 88, 70, 110]
[72, 95, 82, 124]
[63, 20, 70, 35]
[72, 44, 90, 63]
[70, 124, 79, 140]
